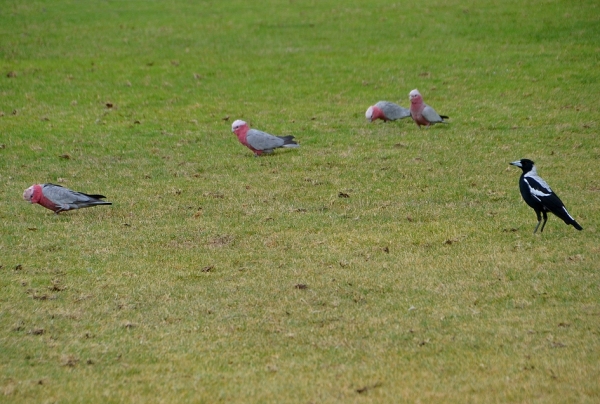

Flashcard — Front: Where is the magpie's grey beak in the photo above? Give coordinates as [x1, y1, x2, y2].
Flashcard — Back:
[509, 160, 522, 167]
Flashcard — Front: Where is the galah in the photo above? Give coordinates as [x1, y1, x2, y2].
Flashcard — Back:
[409, 89, 449, 128]
[231, 120, 299, 156]
[365, 101, 410, 122]
[23, 183, 112, 214]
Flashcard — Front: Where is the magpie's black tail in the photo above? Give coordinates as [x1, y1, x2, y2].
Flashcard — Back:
[571, 220, 583, 231]
[440, 115, 449, 120]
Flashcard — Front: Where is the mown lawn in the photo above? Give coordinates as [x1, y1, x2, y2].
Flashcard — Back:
[1, 0, 599, 402]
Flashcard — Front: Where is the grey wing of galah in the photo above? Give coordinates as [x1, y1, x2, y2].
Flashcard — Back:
[377, 101, 410, 120]
[422, 104, 445, 123]
[42, 183, 109, 210]
[246, 129, 285, 151]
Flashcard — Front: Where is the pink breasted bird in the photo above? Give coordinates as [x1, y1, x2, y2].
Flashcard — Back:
[231, 120, 300, 156]
[409, 89, 449, 128]
[365, 101, 411, 123]
[23, 183, 112, 214]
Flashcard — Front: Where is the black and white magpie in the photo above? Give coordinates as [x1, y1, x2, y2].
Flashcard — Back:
[509, 159, 583, 233]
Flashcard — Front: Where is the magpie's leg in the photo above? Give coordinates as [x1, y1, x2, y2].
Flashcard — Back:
[533, 210, 542, 234]
[539, 211, 548, 233]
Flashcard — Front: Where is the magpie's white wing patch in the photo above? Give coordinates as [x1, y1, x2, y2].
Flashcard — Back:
[524, 173, 552, 192]
[523, 176, 552, 201]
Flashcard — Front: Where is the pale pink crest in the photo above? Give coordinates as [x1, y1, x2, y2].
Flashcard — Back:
[23, 186, 35, 202]
[365, 106, 374, 121]
[231, 119, 247, 132]
[409, 89, 421, 100]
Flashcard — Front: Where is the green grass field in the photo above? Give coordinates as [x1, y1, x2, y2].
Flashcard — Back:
[1, 0, 599, 402]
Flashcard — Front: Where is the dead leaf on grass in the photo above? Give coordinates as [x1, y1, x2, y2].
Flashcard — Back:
[73, 294, 93, 302]
[48, 280, 65, 292]
[32, 292, 55, 300]
[356, 382, 382, 394]
[59, 153, 71, 159]
[294, 284, 308, 289]
[338, 192, 350, 198]
[209, 235, 234, 248]
[201, 265, 214, 273]
[61, 355, 79, 367]
[30, 328, 45, 335]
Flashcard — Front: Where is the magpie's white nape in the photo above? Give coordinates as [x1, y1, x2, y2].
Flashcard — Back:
[509, 159, 583, 234]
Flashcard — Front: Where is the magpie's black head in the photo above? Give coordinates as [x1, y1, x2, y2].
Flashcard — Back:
[510, 159, 535, 173]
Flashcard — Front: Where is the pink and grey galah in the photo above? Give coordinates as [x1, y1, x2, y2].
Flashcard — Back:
[409, 89, 449, 128]
[231, 120, 300, 156]
[23, 183, 112, 213]
[365, 101, 411, 122]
